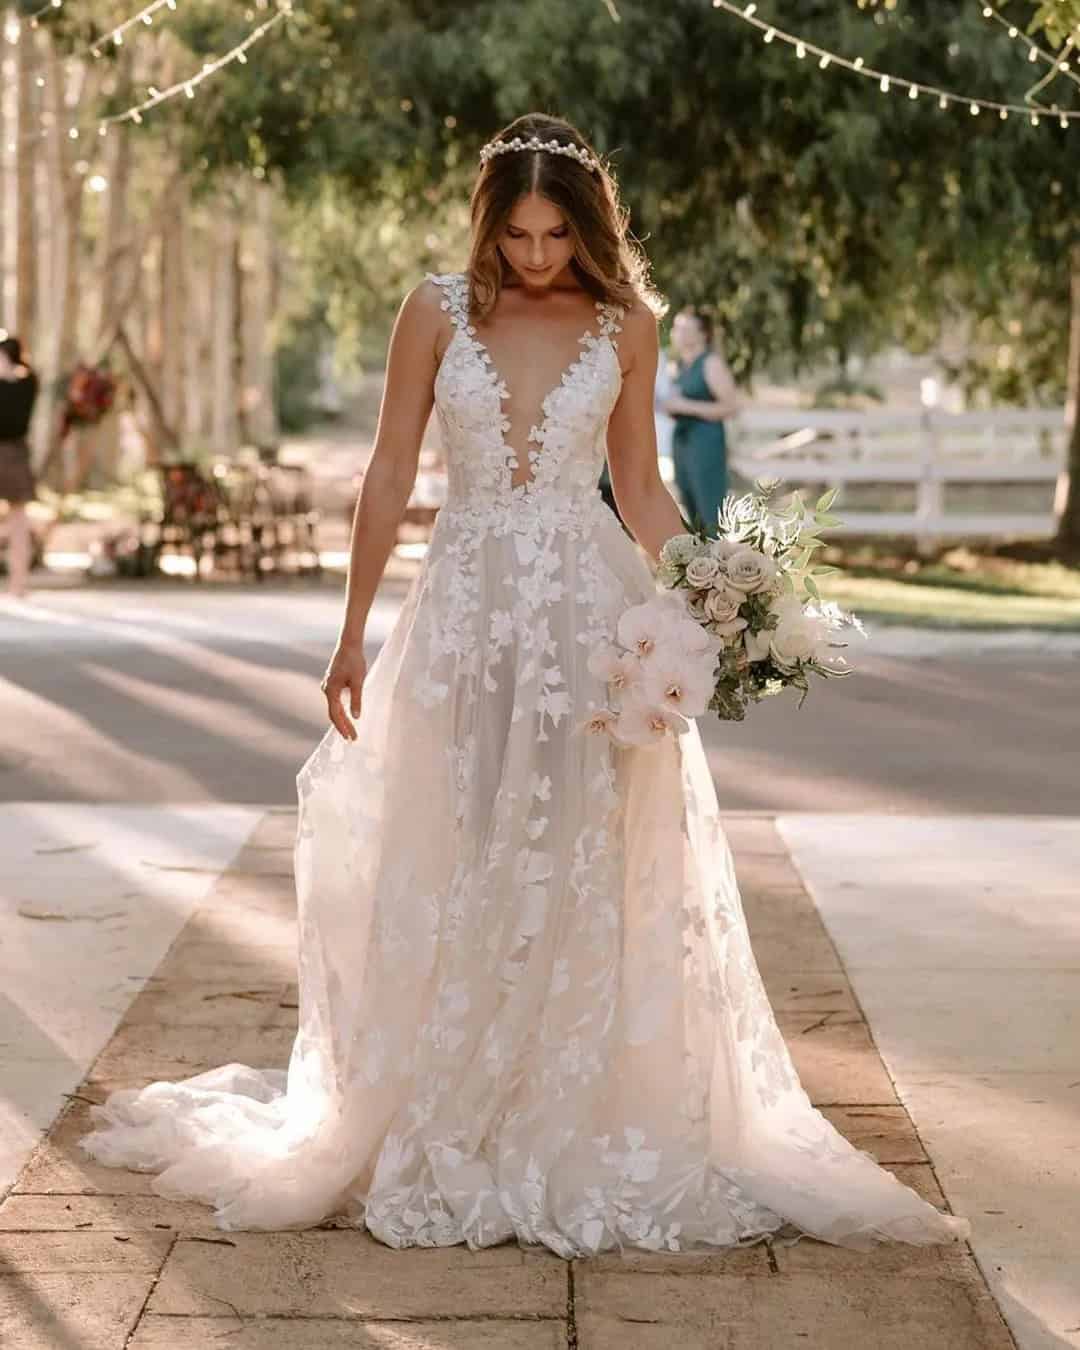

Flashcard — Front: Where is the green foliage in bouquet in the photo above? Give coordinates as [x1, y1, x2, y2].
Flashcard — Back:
[658, 478, 863, 722]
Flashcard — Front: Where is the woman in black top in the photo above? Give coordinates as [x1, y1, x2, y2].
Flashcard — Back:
[0, 336, 39, 598]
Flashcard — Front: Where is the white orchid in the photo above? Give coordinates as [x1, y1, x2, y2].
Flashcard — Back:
[581, 708, 620, 738]
[591, 481, 863, 732]
[639, 649, 715, 719]
[612, 604, 669, 661]
[587, 641, 644, 695]
[613, 692, 689, 748]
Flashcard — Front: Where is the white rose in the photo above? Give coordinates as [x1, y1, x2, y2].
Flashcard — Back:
[743, 627, 773, 663]
[724, 546, 779, 594]
[708, 537, 739, 561]
[685, 592, 709, 622]
[769, 618, 818, 671]
[703, 586, 743, 625]
[684, 555, 722, 589]
[659, 533, 708, 567]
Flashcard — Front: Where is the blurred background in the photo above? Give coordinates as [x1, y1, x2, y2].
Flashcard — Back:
[0, 0, 1078, 810]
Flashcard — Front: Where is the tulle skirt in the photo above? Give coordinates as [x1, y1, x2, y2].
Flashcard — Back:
[82, 501, 969, 1254]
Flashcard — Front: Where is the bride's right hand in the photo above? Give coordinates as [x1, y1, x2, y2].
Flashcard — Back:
[320, 641, 368, 742]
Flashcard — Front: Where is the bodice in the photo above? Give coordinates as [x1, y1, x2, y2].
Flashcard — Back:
[425, 272, 624, 534]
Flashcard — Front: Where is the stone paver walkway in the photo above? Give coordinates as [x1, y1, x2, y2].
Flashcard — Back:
[0, 814, 1013, 1349]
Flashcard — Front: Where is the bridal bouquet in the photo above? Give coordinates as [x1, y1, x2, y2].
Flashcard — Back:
[583, 479, 865, 745]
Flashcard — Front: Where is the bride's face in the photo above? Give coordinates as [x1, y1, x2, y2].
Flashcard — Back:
[499, 192, 576, 288]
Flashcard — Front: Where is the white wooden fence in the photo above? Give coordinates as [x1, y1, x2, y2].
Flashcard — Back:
[719, 408, 1069, 541]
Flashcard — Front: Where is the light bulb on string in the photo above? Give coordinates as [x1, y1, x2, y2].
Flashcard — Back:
[703, 0, 1080, 132]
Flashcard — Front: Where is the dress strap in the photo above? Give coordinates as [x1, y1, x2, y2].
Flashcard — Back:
[596, 298, 625, 345]
[425, 271, 471, 332]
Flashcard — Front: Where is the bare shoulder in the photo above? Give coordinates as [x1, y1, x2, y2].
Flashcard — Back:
[389, 276, 454, 363]
[614, 296, 659, 369]
[403, 276, 452, 323]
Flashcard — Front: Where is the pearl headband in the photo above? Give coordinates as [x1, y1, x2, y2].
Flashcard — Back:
[479, 134, 599, 173]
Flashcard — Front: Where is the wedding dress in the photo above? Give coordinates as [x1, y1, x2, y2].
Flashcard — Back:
[82, 272, 968, 1255]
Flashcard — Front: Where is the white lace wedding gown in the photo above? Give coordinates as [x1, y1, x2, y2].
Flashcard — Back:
[82, 272, 968, 1255]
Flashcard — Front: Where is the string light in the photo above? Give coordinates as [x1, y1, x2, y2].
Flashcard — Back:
[709, 0, 1080, 126]
[96, 3, 292, 131]
[980, 4, 1080, 85]
[22, 2, 291, 147]
[26, 0, 62, 29]
[70, 0, 183, 66]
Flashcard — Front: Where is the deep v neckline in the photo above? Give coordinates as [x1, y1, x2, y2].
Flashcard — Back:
[465, 298, 609, 490]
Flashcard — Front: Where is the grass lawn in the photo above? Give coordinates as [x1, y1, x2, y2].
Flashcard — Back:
[818, 548, 1080, 630]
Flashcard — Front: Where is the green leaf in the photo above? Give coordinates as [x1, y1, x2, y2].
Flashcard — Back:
[811, 565, 841, 576]
[815, 487, 840, 513]
[815, 512, 843, 528]
[804, 576, 820, 601]
[793, 546, 813, 570]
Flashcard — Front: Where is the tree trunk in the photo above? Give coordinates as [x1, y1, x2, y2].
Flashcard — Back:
[183, 215, 211, 449]
[160, 176, 186, 447]
[33, 33, 90, 481]
[94, 108, 133, 348]
[1055, 245, 1080, 553]
[210, 208, 239, 453]
[239, 182, 279, 450]
[14, 10, 37, 346]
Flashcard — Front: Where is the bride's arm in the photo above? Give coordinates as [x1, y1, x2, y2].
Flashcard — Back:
[321, 281, 443, 739]
[606, 304, 687, 562]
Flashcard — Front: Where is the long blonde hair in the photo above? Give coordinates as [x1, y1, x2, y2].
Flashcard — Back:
[466, 113, 666, 321]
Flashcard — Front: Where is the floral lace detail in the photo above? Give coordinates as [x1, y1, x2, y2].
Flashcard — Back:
[78, 268, 970, 1258]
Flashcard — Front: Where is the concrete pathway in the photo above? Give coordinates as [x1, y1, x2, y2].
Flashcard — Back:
[778, 815, 1080, 1350]
[0, 813, 1012, 1349]
[3, 587, 1078, 813]
[0, 805, 262, 1198]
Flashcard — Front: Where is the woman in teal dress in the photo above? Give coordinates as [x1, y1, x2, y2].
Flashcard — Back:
[661, 307, 738, 535]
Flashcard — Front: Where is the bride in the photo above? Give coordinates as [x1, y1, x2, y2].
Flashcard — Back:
[82, 113, 968, 1257]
